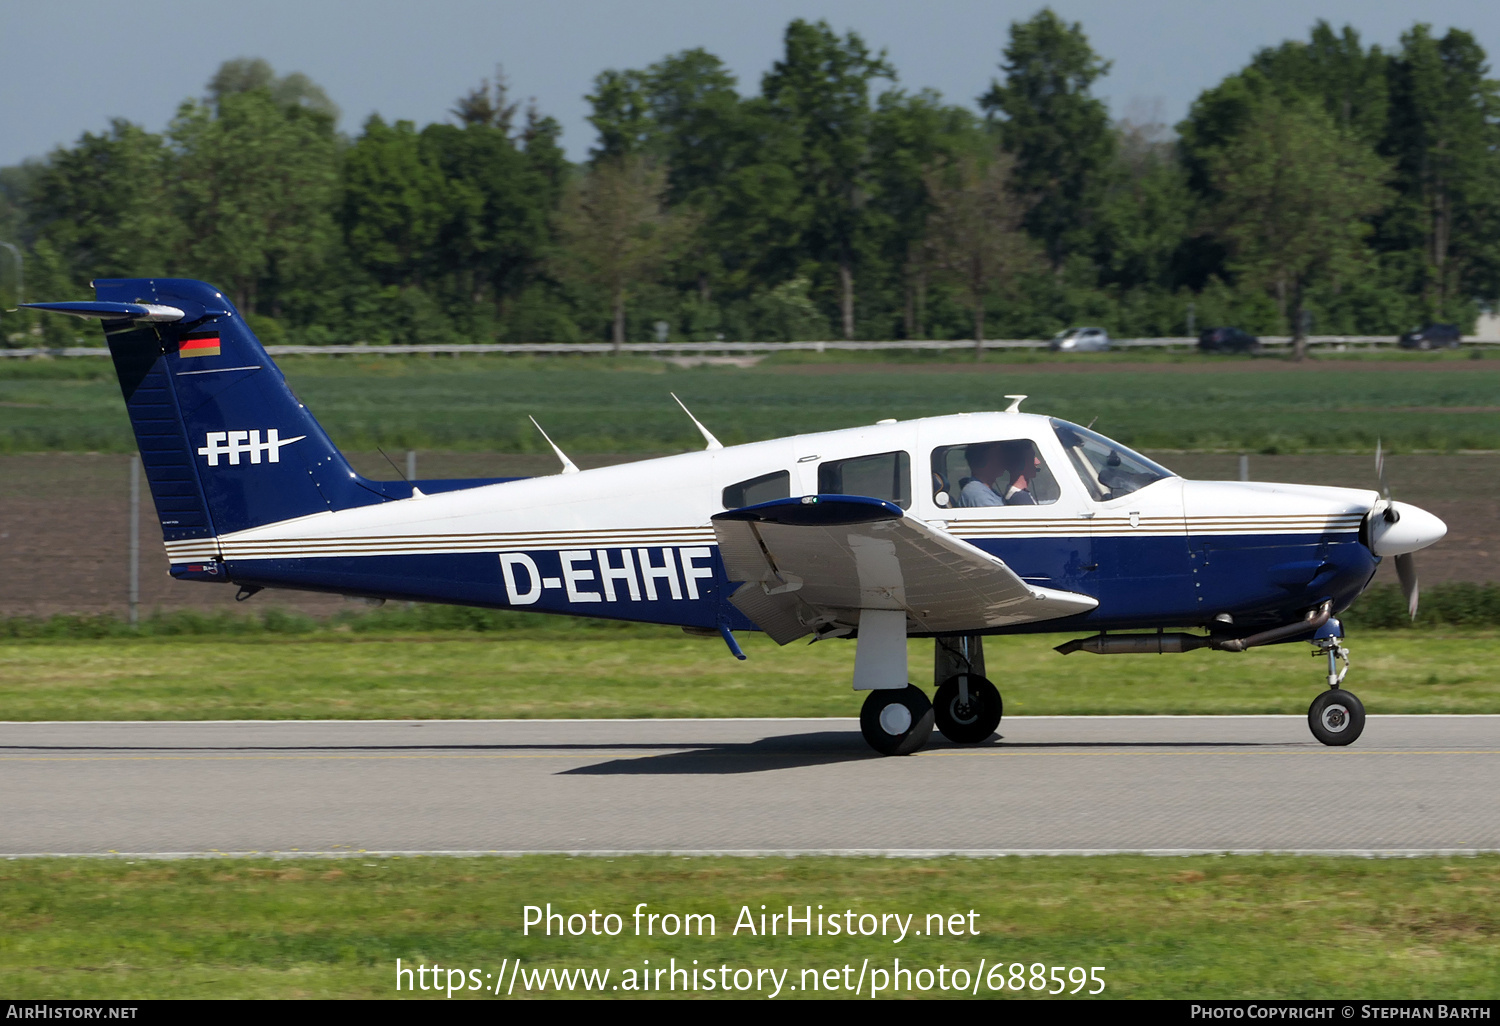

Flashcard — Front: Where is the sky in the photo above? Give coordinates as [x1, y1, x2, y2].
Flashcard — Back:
[3, 0, 1500, 167]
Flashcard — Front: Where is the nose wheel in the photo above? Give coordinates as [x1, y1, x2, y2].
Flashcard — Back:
[1307, 626, 1364, 745]
[1308, 688, 1365, 746]
[859, 685, 934, 756]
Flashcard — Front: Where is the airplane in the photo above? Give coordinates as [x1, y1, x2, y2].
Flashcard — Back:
[26, 278, 1448, 756]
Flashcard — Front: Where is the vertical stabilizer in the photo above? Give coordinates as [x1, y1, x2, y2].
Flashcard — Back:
[31, 278, 385, 548]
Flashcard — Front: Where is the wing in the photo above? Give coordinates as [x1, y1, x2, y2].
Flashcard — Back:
[712, 495, 1098, 644]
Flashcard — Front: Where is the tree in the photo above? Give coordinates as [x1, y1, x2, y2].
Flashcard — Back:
[761, 19, 895, 339]
[1249, 22, 1389, 144]
[1096, 109, 1193, 294]
[555, 156, 691, 349]
[586, 70, 652, 162]
[979, 9, 1115, 271]
[28, 120, 182, 284]
[451, 68, 520, 132]
[341, 116, 445, 288]
[584, 51, 750, 307]
[171, 88, 339, 314]
[639, 49, 744, 207]
[923, 150, 1034, 355]
[1210, 98, 1390, 359]
[1177, 23, 1393, 305]
[869, 89, 985, 338]
[1382, 25, 1500, 317]
[207, 57, 340, 122]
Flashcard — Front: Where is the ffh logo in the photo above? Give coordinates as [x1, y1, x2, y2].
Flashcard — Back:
[197, 429, 307, 466]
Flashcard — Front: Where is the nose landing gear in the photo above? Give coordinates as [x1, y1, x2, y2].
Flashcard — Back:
[1307, 620, 1364, 746]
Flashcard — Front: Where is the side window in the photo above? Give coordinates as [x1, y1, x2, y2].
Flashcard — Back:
[931, 439, 1060, 509]
[723, 470, 790, 509]
[818, 451, 911, 509]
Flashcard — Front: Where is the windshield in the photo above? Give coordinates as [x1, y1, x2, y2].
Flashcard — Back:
[1050, 419, 1175, 502]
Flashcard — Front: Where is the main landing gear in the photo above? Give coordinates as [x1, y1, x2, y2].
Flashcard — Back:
[857, 635, 1003, 755]
[1307, 618, 1364, 746]
[859, 686, 935, 756]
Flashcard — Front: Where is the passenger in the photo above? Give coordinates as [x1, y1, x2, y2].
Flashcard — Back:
[956, 443, 1007, 507]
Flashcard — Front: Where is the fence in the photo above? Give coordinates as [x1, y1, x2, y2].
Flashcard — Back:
[3, 335, 1496, 359]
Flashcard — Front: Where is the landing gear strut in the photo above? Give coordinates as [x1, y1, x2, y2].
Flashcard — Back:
[1307, 619, 1364, 746]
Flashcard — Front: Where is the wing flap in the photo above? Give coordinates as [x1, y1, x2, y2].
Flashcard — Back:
[713, 495, 1097, 643]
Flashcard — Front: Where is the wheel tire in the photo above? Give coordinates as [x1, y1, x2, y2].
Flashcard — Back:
[933, 674, 1003, 744]
[1308, 689, 1366, 746]
[859, 685, 935, 756]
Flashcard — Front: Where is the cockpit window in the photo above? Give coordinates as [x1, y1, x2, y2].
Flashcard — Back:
[931, 439, 1060, 508]
[1050, 419, 1174, 502]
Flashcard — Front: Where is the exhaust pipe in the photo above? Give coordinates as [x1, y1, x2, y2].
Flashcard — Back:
[1215, 601, 1331, 652]
[1056, 601, 1333, 656]
[1055, 632, 1215, 655]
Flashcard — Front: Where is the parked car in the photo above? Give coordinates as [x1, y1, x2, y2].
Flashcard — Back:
[1197, 327, 1260, 353]
[1048, 326, 1111, 352]
[1398, 324, 1461, 350]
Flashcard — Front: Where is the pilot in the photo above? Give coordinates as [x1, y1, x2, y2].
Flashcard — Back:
[998, 439, 1041, 505]
[957, 440, 1041, 507]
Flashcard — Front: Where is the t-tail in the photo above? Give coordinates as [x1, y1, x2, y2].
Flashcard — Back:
[26, 278, 391, 559]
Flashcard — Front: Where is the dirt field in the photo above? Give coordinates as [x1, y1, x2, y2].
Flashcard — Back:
[1, 450, 1493, 618]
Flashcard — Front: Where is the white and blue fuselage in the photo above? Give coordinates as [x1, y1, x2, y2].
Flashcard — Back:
[164, 412, 1387, 637]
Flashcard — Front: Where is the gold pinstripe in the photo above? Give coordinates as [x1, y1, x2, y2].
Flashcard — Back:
[165, 514, 1362, 563]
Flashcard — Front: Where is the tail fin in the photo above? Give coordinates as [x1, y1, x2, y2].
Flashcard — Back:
[27, 278, 384, 544]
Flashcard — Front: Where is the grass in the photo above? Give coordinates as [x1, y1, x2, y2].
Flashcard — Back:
[4, 350, 1500, 453]
[2, 854, 1496, 998]
[4, 626, 1500, 721]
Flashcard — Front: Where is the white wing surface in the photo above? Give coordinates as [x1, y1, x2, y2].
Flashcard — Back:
[712, 496, 1097, 644]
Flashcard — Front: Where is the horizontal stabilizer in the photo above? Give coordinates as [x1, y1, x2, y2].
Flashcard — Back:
[22, 301, 187, 322]
[712, 495, 1097, 644]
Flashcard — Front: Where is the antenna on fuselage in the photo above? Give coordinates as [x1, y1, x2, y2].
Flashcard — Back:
[670, 392, 723, 450]
[1003, 394, 1027, 414]
[528, 416, 580, 475]
[377, 445, 426, 498]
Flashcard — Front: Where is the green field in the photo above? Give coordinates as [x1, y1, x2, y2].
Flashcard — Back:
[3, 625, 1497, 721]
[3, 349, 1500, 453]
[3, 854, 1496, 999]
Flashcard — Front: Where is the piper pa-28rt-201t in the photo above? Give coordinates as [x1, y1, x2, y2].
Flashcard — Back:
[27, 279, 1448, 755]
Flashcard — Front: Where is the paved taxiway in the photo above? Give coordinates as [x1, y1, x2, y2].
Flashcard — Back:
[2, 716, 1496, 856]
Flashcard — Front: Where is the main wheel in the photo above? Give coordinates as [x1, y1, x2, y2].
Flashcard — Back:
[933, 673, 1002, 744]
[859, 685, 935, 756]
[1308, 688, 1366, 746]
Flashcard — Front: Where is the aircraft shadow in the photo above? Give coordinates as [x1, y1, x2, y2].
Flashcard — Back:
[559, 731, 877, 774]
[560, 733, 1288, 775]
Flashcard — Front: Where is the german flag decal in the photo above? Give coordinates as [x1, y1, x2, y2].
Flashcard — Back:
[180, 334, 221, 358]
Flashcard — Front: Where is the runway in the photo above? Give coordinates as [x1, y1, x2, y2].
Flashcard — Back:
[2, 716, 1497, 856]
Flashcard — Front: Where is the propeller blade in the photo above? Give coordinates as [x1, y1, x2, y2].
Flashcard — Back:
[1375, 438, 1391, 500]
[1395, 552, 1419, 620]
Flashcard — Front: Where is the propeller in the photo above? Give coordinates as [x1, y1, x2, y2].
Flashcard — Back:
[1374, 439, 1419, 620]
